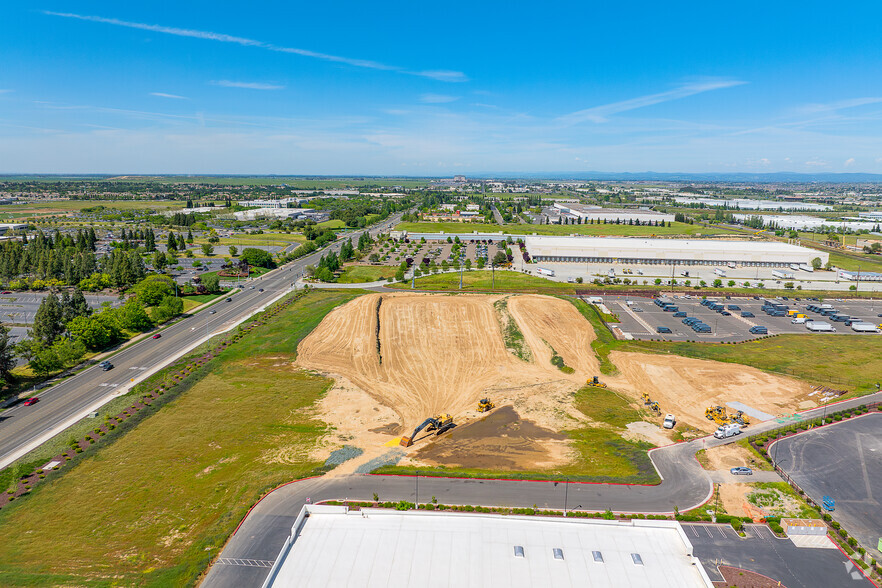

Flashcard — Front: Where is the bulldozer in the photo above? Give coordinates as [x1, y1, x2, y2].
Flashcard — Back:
[588, 376, 607, 389]
[706, 405, 730, 425]
[731, 410, 750, 426]
[477, 398, 495, 413]
[399, 414, 456, 447]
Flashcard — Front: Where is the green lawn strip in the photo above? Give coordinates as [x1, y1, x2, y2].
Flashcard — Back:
[0, 289, 366, 587]
[389, 270, 577, 293]
[197, 265, 271, 281]
[317, 219, 346, 229]
[336, 265, 397, 283]
[574, 386, 643, 428]
[374, 429, 657, 484]
[824, 251, 882, 273]
[395, 221, 738, 236]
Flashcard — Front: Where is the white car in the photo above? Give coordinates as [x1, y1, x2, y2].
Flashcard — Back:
[663, 414, 676, 429]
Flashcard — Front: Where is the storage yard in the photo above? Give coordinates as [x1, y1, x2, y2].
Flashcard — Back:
[296, 293, 818, 472]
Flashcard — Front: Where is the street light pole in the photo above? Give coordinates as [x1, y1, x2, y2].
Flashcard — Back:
[564, 477, 569, 516]
[415, 471, 419, 508]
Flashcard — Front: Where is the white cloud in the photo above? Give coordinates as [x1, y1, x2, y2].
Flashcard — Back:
[557, 79, 746, 125]
[44, 11, 467, 82]
[0, 89, 12, 94]
[211, 80, 284, 90]
[804, 159, 829, 167]
[844, 157, 856, 167]
[420, 93, 460, 104]
[150, 92, 187, 99]
[797, 97, 882, 115]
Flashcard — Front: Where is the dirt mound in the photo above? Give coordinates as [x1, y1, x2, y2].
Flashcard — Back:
[410, 405, 570, 470]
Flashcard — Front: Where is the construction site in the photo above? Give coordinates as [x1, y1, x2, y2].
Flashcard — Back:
[296, 293, 818, 474]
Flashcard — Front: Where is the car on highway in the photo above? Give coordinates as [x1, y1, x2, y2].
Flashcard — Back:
[210, 310, 216, 314]
[226, 298, 232, 302]
[99, 361, 113, 371]
[152, 333, 162, 339]
[23, 397, 39, 406]
[0, 290, 11, 294]
[730, 467, 753, 475]
[259, 288, 264, 292]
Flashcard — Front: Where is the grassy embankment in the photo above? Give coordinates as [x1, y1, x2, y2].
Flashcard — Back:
[336, 265, 397, 283]
[0, 289, 364, 587]
[396, 220, 739, 236]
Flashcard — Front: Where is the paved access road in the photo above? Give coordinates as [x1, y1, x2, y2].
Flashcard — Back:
[0, 214, 404, 470]
[204, 391, 882, 588]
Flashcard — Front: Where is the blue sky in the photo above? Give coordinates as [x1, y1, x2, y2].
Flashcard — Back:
[3, 2, 882, 174]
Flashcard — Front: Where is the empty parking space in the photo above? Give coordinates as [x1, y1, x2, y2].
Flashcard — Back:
[772, 413, 882, 563]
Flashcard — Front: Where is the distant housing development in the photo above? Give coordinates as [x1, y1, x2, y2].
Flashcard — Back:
[261, 506, 714, 588]
[525, 236, 829, 267]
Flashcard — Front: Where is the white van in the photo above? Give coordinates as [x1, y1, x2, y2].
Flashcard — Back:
[791, 317, 807, 324]
[663, 414, 676, 429]
[714, 423, 741, 439]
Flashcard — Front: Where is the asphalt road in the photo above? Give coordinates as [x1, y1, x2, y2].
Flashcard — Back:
[0, 214, 404, 469]
[204, 392, 882, 588]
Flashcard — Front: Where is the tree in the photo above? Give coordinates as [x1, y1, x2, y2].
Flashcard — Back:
[240, 247, 274, 268]
[202, 273, 220, 293]
[0, 325, 16, 384]
[201, 243, 214, 257]
[712, 279, 723, 287]
[152, 251, 167, 272]
[152, 295, 184, 323]
[68, 315, 115, 350]
[727, 280, 736, 287]
[186, 228, 194, 244]
[166, 233, 178, 252]
[811, 257, 822, 270]
[32, 292, 64, 345]
[492, 251, 507, 266]
[117, 298, 152, 331]
[144, 229, 156, 252]
[134, 275, 174, 305]
[228, 245, 238, 257]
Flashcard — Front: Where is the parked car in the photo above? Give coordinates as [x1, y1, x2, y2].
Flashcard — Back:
[656, 326, 672, 334]
[720, 311, 731, 316]
[663, 414, 676, 429]
[741, 311, 755, 318]
[152, 334, 162, 339]
[23, 397, 39, 406]
[730, 467, 753, 475]
[673, 311, 687, 317]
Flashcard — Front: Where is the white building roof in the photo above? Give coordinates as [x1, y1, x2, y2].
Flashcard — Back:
[524, 236, 828, 264]
[263, 506, 712, 588]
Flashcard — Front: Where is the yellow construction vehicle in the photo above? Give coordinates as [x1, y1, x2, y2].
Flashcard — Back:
[400, 414, 456, 447]
[477, 398, 495, 413]
[642, 392, 652, 405]
[731, 411, 750, 426]
[588, 376, 607, 389]
[649, 401, 661, 415]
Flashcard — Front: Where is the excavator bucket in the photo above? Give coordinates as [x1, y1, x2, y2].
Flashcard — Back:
[399, 437, 413, 447]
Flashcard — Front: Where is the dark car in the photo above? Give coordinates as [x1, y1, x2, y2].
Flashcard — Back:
[259, 288, 264, 292]
[99, 361, 113, 371]
[673, 311, 686, 317]
[152, 333, 162, 339]
[741, 311, 754, 318]
[210, 310, 217, 314]
[721, 311, 731, 316]
[226, 298, 232, 302]
[23, 397, 39, 406]
[656, 326, 672, 334]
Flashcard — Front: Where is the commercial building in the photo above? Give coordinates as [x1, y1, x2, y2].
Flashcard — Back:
[261, 505, 713, 588]
[525, 236, 829, 268]
[552, 203, 674, 224]
[838, 270, 882, 282]
[232, 208, 328, 221]
[0, 223, 27, 236]
[237, 198, 307, 209]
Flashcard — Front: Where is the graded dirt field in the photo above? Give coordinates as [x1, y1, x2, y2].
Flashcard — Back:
[297, 292, 813, 472]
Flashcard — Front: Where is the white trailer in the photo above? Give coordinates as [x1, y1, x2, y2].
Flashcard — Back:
[799, 264, 814, 273]
[851, 322, 880, 333]
[536, 267, 555, 277]
[790, 264, 801, 271]
[806, 321, 836, 332]
[727, 262, 736, 269]
[714, 268, 726, 277]
[587, 296, 603, 304]
[772, 269, 794, 279]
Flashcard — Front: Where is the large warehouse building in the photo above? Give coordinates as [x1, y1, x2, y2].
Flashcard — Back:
[553, 203, 674, 224]
[261, 505, 714, 588]
[525, 236, 828, 268]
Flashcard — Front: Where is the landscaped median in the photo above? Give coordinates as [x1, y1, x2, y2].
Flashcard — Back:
[0, 289, 364, 587]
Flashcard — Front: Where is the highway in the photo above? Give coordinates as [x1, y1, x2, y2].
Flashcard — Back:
[203, 391, 882, 587]
[0, 214, 404, 470]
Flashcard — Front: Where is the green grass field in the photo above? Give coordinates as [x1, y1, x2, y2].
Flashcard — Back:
[395, 221, 739, 237]
[0, 289, 364, 587]
[0, 200, 185, 215]
[336, 265, 397, 283]
[206, 232, 306, 248]
[390, 270, 577, 293]
[317, 219, 347, 229]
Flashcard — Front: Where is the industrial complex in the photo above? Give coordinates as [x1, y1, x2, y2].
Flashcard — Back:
[261, 506, 714, 588]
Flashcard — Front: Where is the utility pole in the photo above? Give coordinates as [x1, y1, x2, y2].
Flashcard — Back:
[491, 262, 495, 289]
[564, 477, 569, 516]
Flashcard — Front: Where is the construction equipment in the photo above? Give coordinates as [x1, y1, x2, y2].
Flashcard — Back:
[648, 401, 661, 415]
[477, 398, 495, 413]
[642, 392, 651, 405]
[731, 411, 750, 426]
[705, 405, 730, 426]
[399, 414, 456, 447]
[588, 376, 607, 389]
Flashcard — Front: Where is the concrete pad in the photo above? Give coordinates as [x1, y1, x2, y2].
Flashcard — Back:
[726, 401, 775, 421]
[789, 534, 837, 549]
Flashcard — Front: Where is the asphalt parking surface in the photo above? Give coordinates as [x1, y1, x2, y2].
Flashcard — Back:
[0, 292, 120, 325]
[601, 294, 882, 342]
[771, 413, 882, 562]
[684, 522, 875, 587]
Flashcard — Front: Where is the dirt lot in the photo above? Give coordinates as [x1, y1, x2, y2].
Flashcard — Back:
[297, 292, 812, 471]
[608, 351, 812, 432]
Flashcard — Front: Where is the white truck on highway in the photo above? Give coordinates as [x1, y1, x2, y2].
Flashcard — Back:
[536, 267, 555, 277]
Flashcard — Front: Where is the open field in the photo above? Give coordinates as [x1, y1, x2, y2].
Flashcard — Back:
[0, 200, 185, 216]
[0, 289, 363, 587]
[396, 221, 740, 236]
[391, 270, 577, 293]
[206, 233, 306, 248]
[88, 176, 430, 188]
[336, 264, 397, 283]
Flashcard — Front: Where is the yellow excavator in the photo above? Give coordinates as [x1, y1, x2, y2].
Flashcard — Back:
[588, 376, 607, 389]
[642, 392, 652, 405]
[731, 410, 750, 426]
[648, 401, 661, 415]
[477, 398, 495, 413]
[399, 414, 456, 447]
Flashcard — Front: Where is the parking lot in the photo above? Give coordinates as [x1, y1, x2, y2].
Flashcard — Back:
[600, 294, 882, 342]
[0, 292, 121, 325]
[771, 413, 882, 563]
[684, 522, 875, 587]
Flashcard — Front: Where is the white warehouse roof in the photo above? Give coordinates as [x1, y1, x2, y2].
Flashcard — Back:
[525, 236, 828, 266]
[262, 506, 713, 588]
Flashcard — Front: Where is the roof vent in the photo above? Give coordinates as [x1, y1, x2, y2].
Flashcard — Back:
[631, 553, 644, 566]
[552, 548, 564, 560]
[514, 545, 525, 558]
[592, 551, 604, 563]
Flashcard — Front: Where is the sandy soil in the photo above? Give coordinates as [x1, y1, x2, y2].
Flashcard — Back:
[608, 351, 812, 432]
[621, 421, 673, 447]
[296, 292, 813, 471]
[703, 444, 770, 471]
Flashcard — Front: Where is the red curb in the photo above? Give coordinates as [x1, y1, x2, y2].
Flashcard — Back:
[363, 472, 660, 487]
[231, 475, 325, 536]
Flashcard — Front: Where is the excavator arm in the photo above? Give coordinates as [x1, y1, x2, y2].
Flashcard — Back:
[399, 418, 438, 447]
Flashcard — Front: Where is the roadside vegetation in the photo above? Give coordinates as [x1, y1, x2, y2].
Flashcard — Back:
[0, 288, 364, 587]
[493, 297, 533, 361]
[395, 220, 739, 236]
[335, 264, 397, 284]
